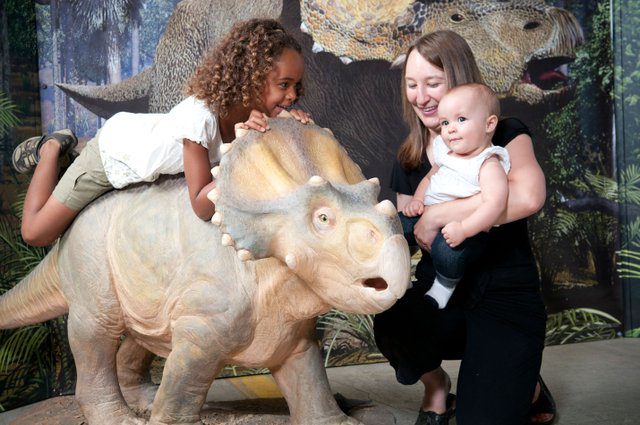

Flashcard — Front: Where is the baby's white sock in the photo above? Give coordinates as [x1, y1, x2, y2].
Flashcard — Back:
[425, 278, 454, 309]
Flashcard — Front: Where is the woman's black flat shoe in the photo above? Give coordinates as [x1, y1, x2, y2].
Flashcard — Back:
[415, 393, 456, 425]
[528, 376, 556, 424]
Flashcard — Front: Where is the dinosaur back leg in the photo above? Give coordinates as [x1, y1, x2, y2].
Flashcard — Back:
[67, 306, 146, 425]
[117, 335, 158, 413]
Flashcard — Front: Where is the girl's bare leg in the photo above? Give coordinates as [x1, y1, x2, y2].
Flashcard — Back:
[419, 366, 451, 414]
[21, 139, 79, 247]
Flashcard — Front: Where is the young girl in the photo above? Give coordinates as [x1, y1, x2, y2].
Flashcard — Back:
[12, 19, 310, 247]
[402, 83, 509, 309]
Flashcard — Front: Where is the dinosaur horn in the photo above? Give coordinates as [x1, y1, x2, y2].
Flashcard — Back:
[375, 200, 397, 217]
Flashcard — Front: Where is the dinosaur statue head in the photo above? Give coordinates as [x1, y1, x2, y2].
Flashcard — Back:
[301, 0, 584, 104]
[209, 117, 411, 313]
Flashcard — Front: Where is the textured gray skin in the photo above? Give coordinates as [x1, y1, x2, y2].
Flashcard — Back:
[0, 118, 411, 425]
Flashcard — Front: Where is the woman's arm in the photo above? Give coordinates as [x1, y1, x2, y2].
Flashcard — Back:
[415, 134, 545, 248]
[183, 139, 216, 221]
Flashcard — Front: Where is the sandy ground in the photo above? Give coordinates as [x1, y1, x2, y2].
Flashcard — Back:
[2, 394, 393, 425]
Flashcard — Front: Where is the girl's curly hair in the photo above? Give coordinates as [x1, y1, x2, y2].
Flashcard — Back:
[185, 19, 303, 117]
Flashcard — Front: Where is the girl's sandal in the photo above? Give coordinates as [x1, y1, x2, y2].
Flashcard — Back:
[12, 129, 77, 174]
[528, 376, 556, 425]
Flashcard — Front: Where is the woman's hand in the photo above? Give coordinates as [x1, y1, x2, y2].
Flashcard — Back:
[288, 108, 313, 124]
[237, 109, 270, 132]
[413, 210, 440, 252]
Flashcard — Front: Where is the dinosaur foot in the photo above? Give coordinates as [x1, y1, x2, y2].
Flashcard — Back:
[122, 383, 158, 413]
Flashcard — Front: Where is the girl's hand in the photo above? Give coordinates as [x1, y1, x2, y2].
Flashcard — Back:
[403, 198, 424, 217]
[288, 108, 313, 124]
[237, 110, 270, 132]
[441, 221, 466, 247]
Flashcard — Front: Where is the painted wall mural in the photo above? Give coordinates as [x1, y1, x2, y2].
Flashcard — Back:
[1, 0, 635, 413]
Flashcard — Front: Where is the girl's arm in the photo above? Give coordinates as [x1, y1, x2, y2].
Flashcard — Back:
[183, 139, 216, 221]
[415, 133, 545, 248]
[441, 157, 508, 247]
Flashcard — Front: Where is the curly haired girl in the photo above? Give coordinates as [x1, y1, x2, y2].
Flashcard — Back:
[11, 18, 310, 247]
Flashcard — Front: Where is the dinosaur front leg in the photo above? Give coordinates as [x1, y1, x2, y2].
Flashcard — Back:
[68, 310, 145, 425]
[118, 335, 158, 413]
[148, 316, 223, 425]
[270, 335, 362, 425]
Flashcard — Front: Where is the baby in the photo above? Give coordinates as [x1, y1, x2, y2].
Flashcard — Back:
[403, 83, 510, 309]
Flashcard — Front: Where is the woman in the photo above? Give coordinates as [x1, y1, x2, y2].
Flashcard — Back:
[373, 30, 554, 425]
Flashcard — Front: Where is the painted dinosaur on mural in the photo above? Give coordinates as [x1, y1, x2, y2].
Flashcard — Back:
[301, 0, 584, 103]
[58, 0, 583, 119]
[0, 118, 411, 425]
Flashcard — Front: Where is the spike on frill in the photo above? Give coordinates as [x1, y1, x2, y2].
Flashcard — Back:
[220, 143, 233, 155]
[308, 175, 326, 186]
[207, 188, 219, 203]
[375, 199, 397, 217]
[211, 211, 222, 226]
[221, 233, 235, 247]
[237, 249, 253, 262]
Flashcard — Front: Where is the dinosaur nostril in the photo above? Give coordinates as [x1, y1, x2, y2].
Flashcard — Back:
[524, 21, 541, 30]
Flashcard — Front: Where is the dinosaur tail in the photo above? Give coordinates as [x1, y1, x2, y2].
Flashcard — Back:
[56, 67, 152, 119]
[0, 246, 68, 329]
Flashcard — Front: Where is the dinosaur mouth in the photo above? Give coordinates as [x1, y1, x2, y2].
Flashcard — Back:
[362, 277, 389, 291]
[521, 56, 572, 91]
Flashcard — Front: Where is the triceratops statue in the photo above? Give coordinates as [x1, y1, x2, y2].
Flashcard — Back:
[0, 117, 410, 425]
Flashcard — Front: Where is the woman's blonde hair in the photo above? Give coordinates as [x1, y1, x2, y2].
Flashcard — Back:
[398, 30, 483, 170]
[185, 19, 303, 117]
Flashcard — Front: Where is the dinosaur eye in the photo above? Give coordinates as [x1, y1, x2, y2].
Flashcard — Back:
[450, 13, 464, 22]
[524, 21, 541, 30]
[312, 207, 336, 234]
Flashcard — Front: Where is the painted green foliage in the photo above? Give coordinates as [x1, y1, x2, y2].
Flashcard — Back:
[529, 1, 615, 292]
[614, 0, 640, 333]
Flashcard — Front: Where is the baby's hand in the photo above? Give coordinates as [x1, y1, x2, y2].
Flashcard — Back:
[403, 198, 424, 217]
[238, 110, 270, 132]
[441, 222, 466, 247]
[288, 108, 313, 124]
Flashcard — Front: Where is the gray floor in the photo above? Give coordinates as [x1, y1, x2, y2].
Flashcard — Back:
[326, 338, 640, 424]
[1, 338, 638, 424]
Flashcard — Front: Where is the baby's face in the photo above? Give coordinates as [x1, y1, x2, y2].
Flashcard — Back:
[437, 89, 495, 157]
